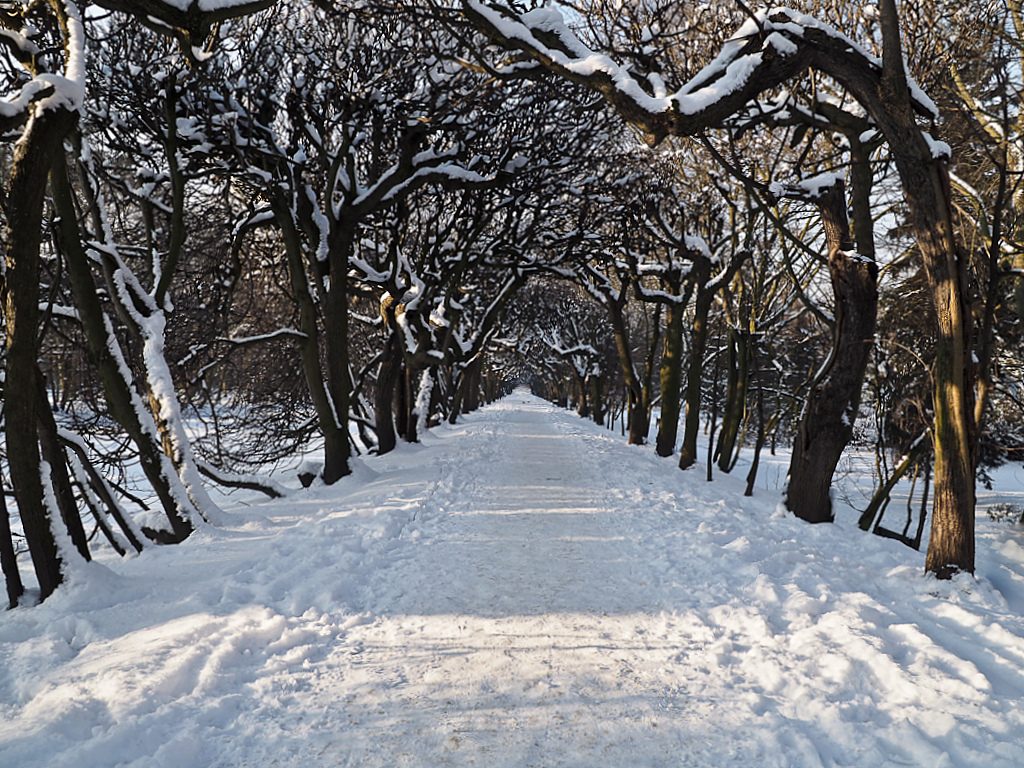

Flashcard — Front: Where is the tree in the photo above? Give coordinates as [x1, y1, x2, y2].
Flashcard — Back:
[206, 1, 541, 479]
[0, 0, 275, 602]
[461, 0, 978, 576]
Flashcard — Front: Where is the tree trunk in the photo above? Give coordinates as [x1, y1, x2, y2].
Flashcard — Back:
[640, 303, 662, 443]
[51, 149, 194, 543]
[606, 291, 646, 444]
[36, 373, 90, 562]
[715, 329, 750, 473]
[323, 223, 354, 483]
[274, 197, 349, 485]
[744, 349, 769, 497]
[375, 297, 403, 454]
[679, 267, 714, 469]
[786, 181, 877, 523]
[464, 356, 483, 413]
[858, 435, 931, 532]
[403, 364, 419, 443]
[464, 0, 980, 575]
[395, 362, 409, 439]
[374, 334, 402, 454]
[874, 0, 976, 574]
[576, 372, 590, 419]
[60, 434, 146, 553]
[590, 375, 605, 426]
[3, 107, 77, 599]
[0, 469, 24, 608]
[139, 322, 224, 524]
[656, 298, 685, 457]
[485, 367, 497, 403]
[557, 380, 568, 408]
[446, 373, 464, 425]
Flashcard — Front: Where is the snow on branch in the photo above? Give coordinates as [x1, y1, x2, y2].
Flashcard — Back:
[462, 2, 938, 147]
[93, 0, 277, 61]
[0, 1, 85, 130]
[770, 171, 845, 202]
[196, 460, 288, 499]
[218, 328, 308, 346]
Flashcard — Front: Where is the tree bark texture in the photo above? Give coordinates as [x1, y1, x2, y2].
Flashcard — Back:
[403, 365, 419, 443]
[462, 357, 484, 414]
[575, 372, 590, 419]
[323, 223, 354, 482]
[715, 329, 750, 473]
[606, 289, 647, 445]
[3, 107, 77, 599]
[640, 303, 662, 444]
[35, 374, 90, 561]
[374, 297, 404, 455]
[0, 474, 24, 607]
[274, 196, 349, 485]
[590, 375, 604, 426]
[679, 264, 714, 470]
[744, 351, 768, 497]
[786, 181, 877, 523]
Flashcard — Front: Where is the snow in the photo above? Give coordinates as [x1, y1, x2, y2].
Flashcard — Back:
[36, 1, 85, 113]
[222, 328, 307, 344]
[467, 2, 940, 126]
[153, 0, 265, 11]
[139, 312, 227, 526]
[796, 171, 843, 197]
[3, 392, 1024, 766]
[0, 0, 84, 120]
[924, 132, 953, 160]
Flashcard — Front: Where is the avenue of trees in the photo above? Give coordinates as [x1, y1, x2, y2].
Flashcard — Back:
[1, 0, 1023, 604]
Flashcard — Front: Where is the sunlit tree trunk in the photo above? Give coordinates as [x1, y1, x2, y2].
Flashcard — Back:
[462, 0, 977, 576]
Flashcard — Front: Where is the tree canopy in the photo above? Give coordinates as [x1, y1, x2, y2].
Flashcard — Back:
[1, 0, 1023, 605]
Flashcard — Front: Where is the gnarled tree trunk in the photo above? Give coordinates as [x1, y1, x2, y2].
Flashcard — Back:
[462, 0, 979, 576]
[52, 150, 195, 543]
[786, 181, 877, 522]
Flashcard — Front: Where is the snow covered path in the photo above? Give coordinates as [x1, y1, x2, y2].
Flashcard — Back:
[3, 393, 1024, 767]
[326, 399, 699, 766]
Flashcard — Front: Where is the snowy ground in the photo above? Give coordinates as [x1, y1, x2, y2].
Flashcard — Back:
[3, 392, 1024, 767]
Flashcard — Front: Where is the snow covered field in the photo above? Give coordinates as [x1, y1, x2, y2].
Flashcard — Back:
[3, 392, 1024, 767]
